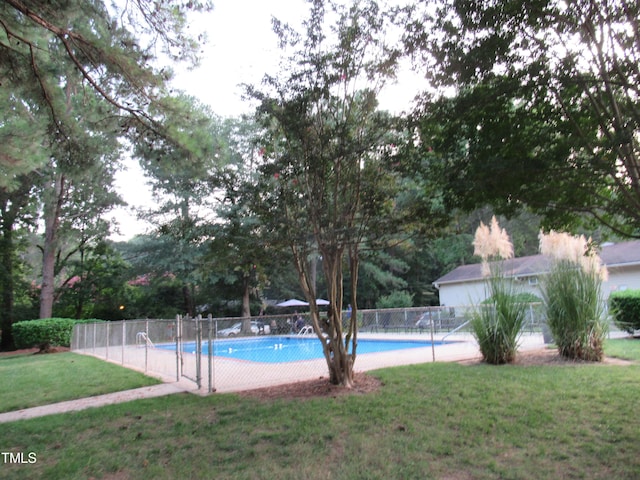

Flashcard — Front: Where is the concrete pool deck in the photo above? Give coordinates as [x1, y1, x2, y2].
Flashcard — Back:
[0, 333, 546, 423]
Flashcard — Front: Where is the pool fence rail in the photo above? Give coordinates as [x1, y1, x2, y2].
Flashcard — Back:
[71, 305, 552, 393]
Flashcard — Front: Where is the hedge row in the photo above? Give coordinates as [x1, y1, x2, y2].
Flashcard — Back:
[609, 290, 640, 334]
[12, 318, 104, 349]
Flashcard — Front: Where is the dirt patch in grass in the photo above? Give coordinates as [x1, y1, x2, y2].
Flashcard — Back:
[34, 346, 70, 354]
[239, 372, 384, 401]
[0, 346, 70, 357]
[459, 347, 634, 367]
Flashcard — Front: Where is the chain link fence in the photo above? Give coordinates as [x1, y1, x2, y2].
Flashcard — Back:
[71, 305, 548, 393]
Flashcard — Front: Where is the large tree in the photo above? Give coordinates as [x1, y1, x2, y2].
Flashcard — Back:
[205, 118, 278, 324]
[135, 97, 232, 317]
[407, 0, 640, 237]
[248, 0, 411, 387]
[38, 81, 124, 319]
[0, 71, 47, 348]
[0, 175, 40, 349]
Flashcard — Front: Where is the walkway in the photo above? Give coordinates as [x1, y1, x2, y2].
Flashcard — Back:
[0, 383, 187, 424]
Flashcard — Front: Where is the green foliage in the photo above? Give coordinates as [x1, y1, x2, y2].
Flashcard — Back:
[1, 1, 212, 182]
[609, 290, 640, 334]
[376, 290, 414, 309]
[126, 273, 189, 319]
[541, 260, 607, 361]
[481, 292, 541, 305]
[357, 249, 411, 308]
[12, 318, 106, 349]
[54, 242, 133, 320]
[409, 0, 640, 236]
[135, 101, 238, 316]
[12, 318, 77, 349]
[247, 0, 413, 384]
[471, 273, 527, 364]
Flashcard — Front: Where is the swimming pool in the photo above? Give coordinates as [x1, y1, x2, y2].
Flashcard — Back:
[157, 336, 449, 363]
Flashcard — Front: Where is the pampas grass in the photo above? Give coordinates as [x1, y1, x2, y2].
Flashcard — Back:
[471, 217, 525, 364]
[471, 272, 528, 364]
[539, 231, 607, 361]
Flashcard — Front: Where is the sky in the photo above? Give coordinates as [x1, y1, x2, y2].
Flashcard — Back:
[111, 0, 309, 240]
[111, 0, 424, 240]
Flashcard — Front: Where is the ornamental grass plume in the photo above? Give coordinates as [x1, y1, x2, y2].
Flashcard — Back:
[539, 231, 608, 361]
[473, 216, 514, 276]
[471, 217, 525, 365]
[539, 230, 608, 281]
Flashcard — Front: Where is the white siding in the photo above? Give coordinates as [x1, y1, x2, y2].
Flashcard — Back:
[604, 265, 640, 297]
[438, 280, 487, 306]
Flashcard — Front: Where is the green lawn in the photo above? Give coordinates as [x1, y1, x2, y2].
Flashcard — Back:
[605, 337, 640, 361]
[0, 352, 160, 412]
[1, 341, 640, 479]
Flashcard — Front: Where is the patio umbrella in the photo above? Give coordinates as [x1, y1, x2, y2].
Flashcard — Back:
[315, 299, 330, 305]
[276, 299, 309, 307]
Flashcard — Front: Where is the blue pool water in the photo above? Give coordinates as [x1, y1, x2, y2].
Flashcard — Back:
[157, 336, 449, 364]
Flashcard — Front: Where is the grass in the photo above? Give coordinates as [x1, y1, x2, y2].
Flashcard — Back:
[605, 337, 640, 362]
[1, 342, 640, 479]
[0, 352, 160, 413]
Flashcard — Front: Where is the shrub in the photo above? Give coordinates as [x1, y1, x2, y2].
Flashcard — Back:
[609, 290, 640, 334]
[13, 318, 77, 350]
[481, 292, 541, 304]
[376, 291, 413, 309]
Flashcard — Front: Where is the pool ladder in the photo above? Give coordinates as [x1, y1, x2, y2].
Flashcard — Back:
[136, 331, 155, 348]
[298, 325, 314, 335]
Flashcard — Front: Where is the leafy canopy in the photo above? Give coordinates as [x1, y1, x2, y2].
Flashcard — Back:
[407, 0, 640, 237]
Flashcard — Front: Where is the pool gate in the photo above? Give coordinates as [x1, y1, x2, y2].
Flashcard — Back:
[176, 314, 215, 392]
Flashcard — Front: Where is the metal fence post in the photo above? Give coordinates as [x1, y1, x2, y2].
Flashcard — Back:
[175, 314, 181, 382]
[529, 304, 534, 333]
[208, 314, 215, 393]
[121, 321, 125, 365]
[195, 315, 202, 390]
[429, 308, 436, 362]
[144, 319, 149, 373]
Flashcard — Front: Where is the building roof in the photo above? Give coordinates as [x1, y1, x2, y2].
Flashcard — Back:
[600, 240, 640, 267]
[434, 239, 640, 287]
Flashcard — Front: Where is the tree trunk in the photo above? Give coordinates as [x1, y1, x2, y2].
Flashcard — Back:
[325, 304, 354, 388]
[298, 245, 354, 388]
[240, 275, 252, 333]
[73, 247, 86, 319]
[40, 173, 65, 319]
[182, 284, 195, 317]
[0, 216, 15, 350]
